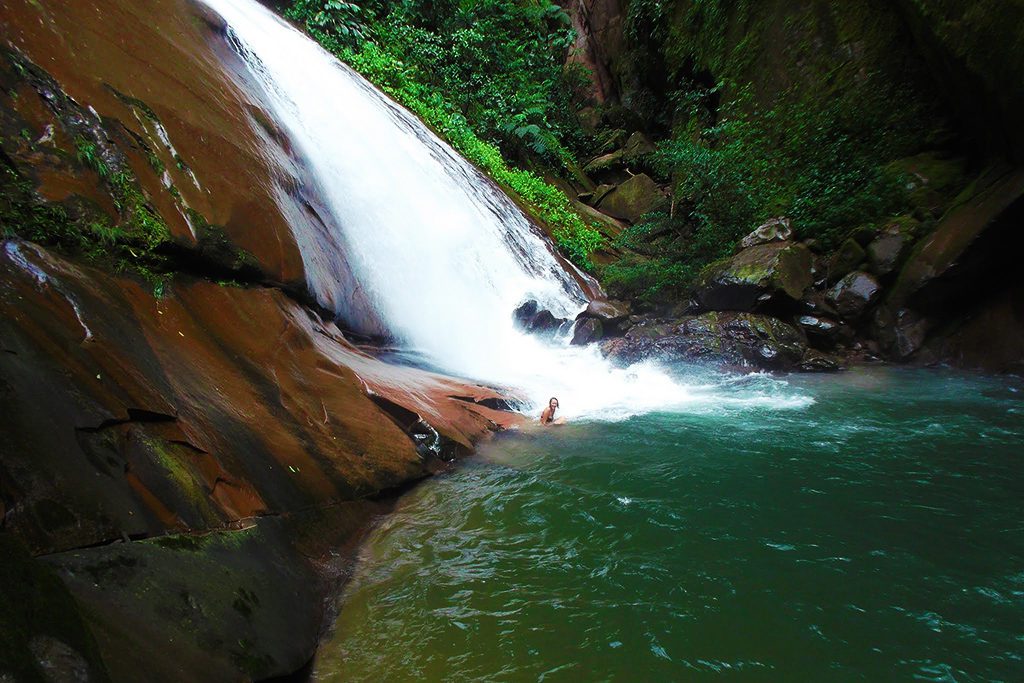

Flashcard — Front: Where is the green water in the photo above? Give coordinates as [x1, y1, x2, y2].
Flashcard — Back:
[313, 367, 1024, 681]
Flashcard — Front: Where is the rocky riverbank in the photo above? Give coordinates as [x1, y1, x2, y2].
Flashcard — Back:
[522, 172, 1024, 375]
[0, 1, 521, 680]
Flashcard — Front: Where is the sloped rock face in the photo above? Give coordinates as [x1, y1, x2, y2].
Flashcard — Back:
[888, 169, 1024, 309]
[878, 168, 1024, 370]
[0, 0, 311, 285]
[0, 241, 516, 681]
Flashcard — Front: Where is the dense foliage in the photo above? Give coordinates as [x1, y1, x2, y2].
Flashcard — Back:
[284, 0, 604, 268]
[601, 0, 946, 304]
[285, 0, 956, 303]
[1, 137, 172, 288]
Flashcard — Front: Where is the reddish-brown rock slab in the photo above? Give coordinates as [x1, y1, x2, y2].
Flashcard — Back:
[0, 240, 518, 555]
[1, 0, 307, 282]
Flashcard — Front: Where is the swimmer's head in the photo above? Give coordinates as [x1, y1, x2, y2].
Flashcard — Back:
[549, 397, 559, 410]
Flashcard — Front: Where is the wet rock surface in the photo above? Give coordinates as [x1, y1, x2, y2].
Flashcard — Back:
[1, 0, 310, 285]
[571, 317, 604, 345]
[0, 240, 517, 681]
[827, 271, 883, 320]
[601, 312, 810, 371]
[513, 299, 570, 335]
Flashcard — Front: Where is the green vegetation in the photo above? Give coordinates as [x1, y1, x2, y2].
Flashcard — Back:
[72, 135, 172, 254]
[2, 136, 172, 291]
[280, 0, 958, 298]
[283, 0, 604, 268]
[600, 0, 947, 303]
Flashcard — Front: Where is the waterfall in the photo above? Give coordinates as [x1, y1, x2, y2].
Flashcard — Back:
[198, 0, 710, 420]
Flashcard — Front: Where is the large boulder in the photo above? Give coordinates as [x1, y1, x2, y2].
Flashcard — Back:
[601, 312, 808, 371]
[576, 298, 630, 337]
[827, 238, 866, 282]
[622, 131, 656, 160]
[513, 299, 570, 335]
[827, 271, 882, 320]
[595, 173, 667, 223]
[889, 168, 1024, 308]
[866, 232, 909, 277]
[739, 217, 793, 249]
[579, 298, 630, 322]
[695, 242, 813, 311]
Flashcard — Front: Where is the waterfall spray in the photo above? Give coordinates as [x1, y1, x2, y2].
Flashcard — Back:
[197, 0, 787, 420]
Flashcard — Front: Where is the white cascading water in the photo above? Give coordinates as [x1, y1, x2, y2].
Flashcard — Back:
[199, 0, 808, 420]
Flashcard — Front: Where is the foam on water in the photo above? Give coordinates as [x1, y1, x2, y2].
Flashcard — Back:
[198, 0, 810, 420]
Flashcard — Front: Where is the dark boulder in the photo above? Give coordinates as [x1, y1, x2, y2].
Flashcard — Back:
[827, 271, 882, 320]
[872, 305, 931, 359]
[866, 232, 909, 277]
[571, 318, 604, 345]
[695, 241, 813, 311]
[531, 309, 563, 331]
[513, 299, 539, 324]
[827, 238, 866, 282]
[601, 312, 807, 371]
[513, 299, 569, 334]
[595, 173, 667, 223]
[796, 314, 841, 344]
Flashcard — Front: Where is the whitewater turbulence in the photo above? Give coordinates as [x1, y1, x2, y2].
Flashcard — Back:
[199, 0, 810, 419]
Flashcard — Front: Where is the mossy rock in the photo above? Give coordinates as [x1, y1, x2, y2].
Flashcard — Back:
[595, 173, 667, 223]
[695, 241, 813, 311]
[43, 520, 321, 683]
[602, 311, 807, 371]
[887, 152, 968, 216]
[583, 149, 625, 175]
[827, 238, 866, 282]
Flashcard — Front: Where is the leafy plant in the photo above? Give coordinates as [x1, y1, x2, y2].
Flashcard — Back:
[75, 137, 110, 178]
[286, 0, 605, 268]
[285, 0, 368, 45]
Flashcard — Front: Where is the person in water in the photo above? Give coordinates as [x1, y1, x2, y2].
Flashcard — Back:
[540, 397, 564, 425]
